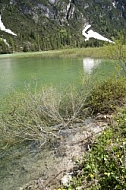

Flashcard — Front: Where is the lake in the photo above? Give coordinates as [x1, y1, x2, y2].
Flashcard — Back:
[0, 55, 116, 97]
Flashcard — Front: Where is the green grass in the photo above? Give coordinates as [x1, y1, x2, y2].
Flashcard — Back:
[0, 45, 126, 59]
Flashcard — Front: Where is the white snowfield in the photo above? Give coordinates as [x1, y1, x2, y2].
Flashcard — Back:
[0, 14, 17, 36]
[82, 24, 115, 43]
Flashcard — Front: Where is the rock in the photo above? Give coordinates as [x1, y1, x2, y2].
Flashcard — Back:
[61, 173, 72, 187]
[19, 188, 24, 190]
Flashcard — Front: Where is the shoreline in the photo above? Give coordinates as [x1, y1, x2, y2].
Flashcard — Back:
[0, 45, 126, 59]
[0, 46, 124, 59]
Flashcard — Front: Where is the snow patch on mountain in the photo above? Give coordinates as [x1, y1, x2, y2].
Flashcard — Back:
[0, 14, 17, 36]
[82, 24, 114, 43]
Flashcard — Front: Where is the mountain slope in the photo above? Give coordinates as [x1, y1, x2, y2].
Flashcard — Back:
[0, 0, 126, 53]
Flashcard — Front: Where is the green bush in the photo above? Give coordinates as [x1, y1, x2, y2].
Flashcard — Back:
[87, 77, 126, 114]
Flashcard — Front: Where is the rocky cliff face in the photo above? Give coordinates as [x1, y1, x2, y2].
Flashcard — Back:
[5, 0, 125, 26]
[0, 0, 126, 52]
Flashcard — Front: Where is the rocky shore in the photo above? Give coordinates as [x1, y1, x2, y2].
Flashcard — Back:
[19, 115, 111, 190]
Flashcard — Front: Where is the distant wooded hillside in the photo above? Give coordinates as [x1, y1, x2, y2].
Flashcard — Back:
[0, 0, 126, 53]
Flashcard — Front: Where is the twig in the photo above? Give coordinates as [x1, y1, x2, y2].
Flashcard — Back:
[45, 170, 65, 188]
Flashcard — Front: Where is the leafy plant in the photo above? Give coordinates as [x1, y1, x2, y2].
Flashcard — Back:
[105, 35, 126, 76]
[87, 77, 126, 114]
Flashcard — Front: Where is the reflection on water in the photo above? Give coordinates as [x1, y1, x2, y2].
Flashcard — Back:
[83, 58, 101, 74]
